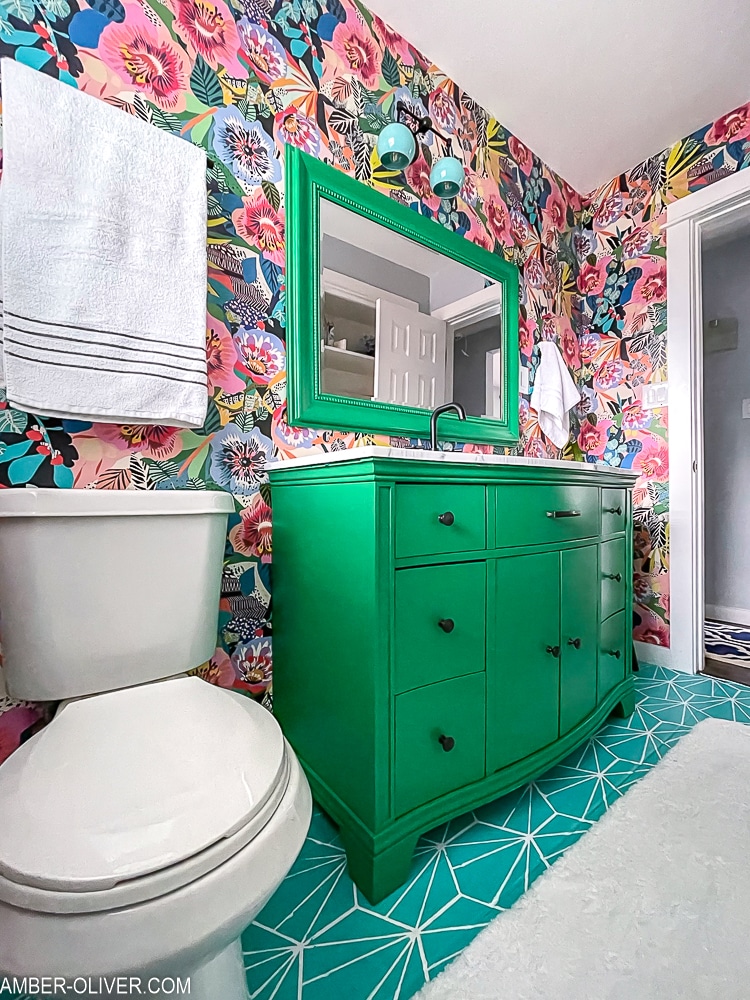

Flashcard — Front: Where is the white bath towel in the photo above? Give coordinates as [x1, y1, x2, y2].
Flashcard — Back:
[530, 340, 580, 449]
[1, 60, 208, 427]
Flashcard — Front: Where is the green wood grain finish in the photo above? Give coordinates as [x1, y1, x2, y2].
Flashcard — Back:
[395, 484, 486, 558]
[394, 562, 486, 692]
[286, 146, 520, 446]
[600, 611, 628, 698]
[270, 455, 637, 902]
[394, 673, 486, 817]
[559, 545, 599, 735]
[495, 483, 599, 547]
[601, 536, 627, 620]
[488, 551, 560, 771]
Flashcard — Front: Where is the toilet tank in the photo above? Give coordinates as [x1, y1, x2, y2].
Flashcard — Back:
[0, 488, 235, 701]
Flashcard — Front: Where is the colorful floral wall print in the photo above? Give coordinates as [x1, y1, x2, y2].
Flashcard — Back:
[0, 0, 583, 762]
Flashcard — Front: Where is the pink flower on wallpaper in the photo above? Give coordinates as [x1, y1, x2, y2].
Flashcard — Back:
[235, 328, 285, 384]
[524, 255, 545, 289]
[232, 189, 285, 265]
[484, 195, 511, 245]
[541, 313, 557, 340]
[429, 87, 458, 134]
[634, 608, 669, 647]
[621, 401, 652, 431]
[271, 405, 316, 456]
[404, 155, 440, 210]
[332, 16, 382, 89]
[94, 423, 181, 458]
[594, 189, 623, 228]
[560, 321, 580, 370]
[633, 261, 667, 305]
[594, 359, 625, 390]
[468, 215, 493, 252]
[621, 225, 653, 259]
[0, 705, 44, 767]
[206, 319, 244, 394]
[508, 134, 533, 175]
[526, 436, 551, 460]
[577, 259, 608, 296]
[232, 637, 272, 694]
[274, 106, 321, 155]
[633, 434, 669, 481]
[371, 14, 413, 65]
[460, 172, 480, 207]
[197, 647, 236, 688]
[519, 316, 535, 358]
[168, 0, 243, 73]
[705, 105, 750, 147]
[577, 419, 607, 456]
[229, 493, 272, 561]
[237, 20, 287, 84]
[542, 188, 566, 236]
[100, 5, 189, 110]
[633, 572, 654, 604]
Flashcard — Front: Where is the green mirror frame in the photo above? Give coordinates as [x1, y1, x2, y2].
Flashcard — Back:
[286, 146, 520, 445]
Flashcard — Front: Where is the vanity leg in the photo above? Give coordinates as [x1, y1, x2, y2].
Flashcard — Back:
[338, 826, 419, 905]
[613, 688, 636, 718]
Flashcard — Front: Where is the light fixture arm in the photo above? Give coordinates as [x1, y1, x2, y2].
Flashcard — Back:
[395, 101, 452, 146]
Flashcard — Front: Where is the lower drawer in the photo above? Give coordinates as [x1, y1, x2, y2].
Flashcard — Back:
[601, 537, 626, 619]
[599, 611, 627, 698]
[394, 673, 485, 817]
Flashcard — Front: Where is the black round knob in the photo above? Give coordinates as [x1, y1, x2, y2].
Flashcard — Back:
[608, 649, 622, 659]
[438, 734, 455, 752]
[546, 644, 560, 658]
[606, 572, 622, 582]
[607, 506, 622, 516]
[438, 511, 455, 526]
[438, 618, 455, 633]
[568, 637, 581, 649]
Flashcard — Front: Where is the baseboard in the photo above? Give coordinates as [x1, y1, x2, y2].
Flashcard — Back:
[705, 604, 750, 628]
[635, 639, 675, 671]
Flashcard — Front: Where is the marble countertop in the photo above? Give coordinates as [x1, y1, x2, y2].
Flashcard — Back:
[270, 446, 637, 477]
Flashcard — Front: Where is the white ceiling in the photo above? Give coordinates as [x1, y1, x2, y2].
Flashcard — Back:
[366, 0, 750, 193]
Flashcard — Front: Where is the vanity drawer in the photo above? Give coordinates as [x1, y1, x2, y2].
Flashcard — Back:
[394, 562, 486, 692]
[601, 537, 627, 620]
[602, 488, 626, 536]
[599, 610, 627, 697]
[394, 673, 485, 817]
[394, 484, 486, 558]
[495, 485, 599, 548]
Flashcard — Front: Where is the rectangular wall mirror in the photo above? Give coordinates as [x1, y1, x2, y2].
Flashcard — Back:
[287, 148, 520, 445]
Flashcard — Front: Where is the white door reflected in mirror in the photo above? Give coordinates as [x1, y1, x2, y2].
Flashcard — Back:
[319, 199, 503, 419]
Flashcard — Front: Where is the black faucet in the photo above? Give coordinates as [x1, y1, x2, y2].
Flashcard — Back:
[430, 402, 467, 451]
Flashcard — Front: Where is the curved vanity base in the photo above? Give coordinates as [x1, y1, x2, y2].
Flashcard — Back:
[306, 676, 635, 904]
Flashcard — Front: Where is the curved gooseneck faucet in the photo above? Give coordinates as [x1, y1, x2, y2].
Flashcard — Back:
[429, 402, 467, 451]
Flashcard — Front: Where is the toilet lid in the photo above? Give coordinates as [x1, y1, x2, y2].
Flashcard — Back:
[0, 676, 286, 892]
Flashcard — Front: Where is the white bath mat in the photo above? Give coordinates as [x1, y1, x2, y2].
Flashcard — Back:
[417, 718, 750, 1000]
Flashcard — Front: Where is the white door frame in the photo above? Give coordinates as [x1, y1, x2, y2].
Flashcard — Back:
[664, 167, 750, 674]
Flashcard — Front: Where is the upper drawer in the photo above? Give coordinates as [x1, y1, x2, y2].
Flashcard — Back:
[495, 484, 599, 548]
[602, 488, 626, 536]
[394, 484, 486, 558]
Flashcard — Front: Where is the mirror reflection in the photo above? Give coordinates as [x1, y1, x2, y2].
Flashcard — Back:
[320, 199, 503, 419]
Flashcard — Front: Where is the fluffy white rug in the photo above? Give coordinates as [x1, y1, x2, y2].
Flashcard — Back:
[417, 718, 750, 1000]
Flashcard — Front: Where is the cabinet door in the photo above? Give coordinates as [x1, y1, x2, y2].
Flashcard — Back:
[559, 545, 599, 735]
[488, 552, 561, 772]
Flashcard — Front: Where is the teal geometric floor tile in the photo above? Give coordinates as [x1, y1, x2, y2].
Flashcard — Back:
[243, 664, 750, 999]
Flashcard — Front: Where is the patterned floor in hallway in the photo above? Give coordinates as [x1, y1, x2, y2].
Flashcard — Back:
[241, 663, 750, 1000]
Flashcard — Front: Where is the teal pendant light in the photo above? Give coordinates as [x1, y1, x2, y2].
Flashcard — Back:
[377, 122, 416, 170]
[429, 156, 465, 199]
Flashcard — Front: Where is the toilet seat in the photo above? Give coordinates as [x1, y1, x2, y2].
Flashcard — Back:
[0, 676, 288, 913]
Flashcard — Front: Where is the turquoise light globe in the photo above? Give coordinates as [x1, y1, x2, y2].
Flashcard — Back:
[376, 122, 416, 170]
[430, 156, 465, 198]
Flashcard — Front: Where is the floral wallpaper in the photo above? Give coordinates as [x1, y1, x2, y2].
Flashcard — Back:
[0, 0, 749, 765]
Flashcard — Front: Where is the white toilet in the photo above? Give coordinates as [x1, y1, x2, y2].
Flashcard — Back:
[0, 488, 311, 998]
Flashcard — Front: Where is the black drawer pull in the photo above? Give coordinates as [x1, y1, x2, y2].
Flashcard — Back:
[438, 511, 455, 526]
[606, 505, 623, 516]
[607, 649, 622, 659]
[546, 644, 560, 658]
[546, 510, 581, 519]
[438, 734, 455, 752]
[567, 637, 581, 649]
[438, 618, 455, 633]
[605, 572, 622, 582]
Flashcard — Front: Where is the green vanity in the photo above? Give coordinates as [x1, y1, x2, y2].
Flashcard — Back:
[271, 449, 637, 902]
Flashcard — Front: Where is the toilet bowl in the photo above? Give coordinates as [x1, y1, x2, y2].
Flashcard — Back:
[0, 488, 312, 999]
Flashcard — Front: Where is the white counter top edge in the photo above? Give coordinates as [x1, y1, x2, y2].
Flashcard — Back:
[269, 446, 638, 477]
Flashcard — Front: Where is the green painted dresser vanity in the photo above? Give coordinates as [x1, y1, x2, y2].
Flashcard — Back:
[270, 448, 637, 903]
